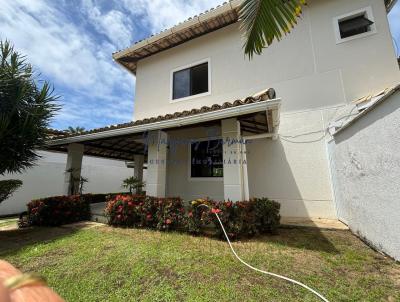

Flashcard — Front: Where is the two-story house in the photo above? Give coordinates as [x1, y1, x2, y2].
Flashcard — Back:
[47, 0, 400, 220]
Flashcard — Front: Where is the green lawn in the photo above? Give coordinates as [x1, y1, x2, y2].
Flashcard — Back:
[0, 224, 399, 302]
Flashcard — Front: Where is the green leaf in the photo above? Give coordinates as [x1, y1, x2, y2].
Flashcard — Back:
[239, 0, 306, 58]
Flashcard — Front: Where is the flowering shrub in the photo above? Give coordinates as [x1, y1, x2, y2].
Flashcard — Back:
[105, 195, 185, 231]
[105, 194, 280, 240]
[188, 198, 280, 239]
[155, 197, 186, 231]
[81, 192, 131, 204]
[27, 195, 90, 226]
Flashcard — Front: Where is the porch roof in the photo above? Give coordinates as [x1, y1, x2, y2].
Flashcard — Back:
[45, 88, 281, 161]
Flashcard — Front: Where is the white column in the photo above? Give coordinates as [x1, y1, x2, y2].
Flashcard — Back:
[241, 141, 250, 200]
[134, 155, 144, 181]
[146, 130, 168, 197]
[221, 118, 248, 201]
[63, 143, 84, 195]
[133, 154, 144, 193]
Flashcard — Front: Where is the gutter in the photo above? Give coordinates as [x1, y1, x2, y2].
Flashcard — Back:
[48, 99, 281, 146]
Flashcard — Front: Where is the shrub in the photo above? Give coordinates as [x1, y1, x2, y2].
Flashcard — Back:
[187, 198, 280, 239]
[82, 192, 130, 204]
[105, 195, 185, 231]
[253, 197, 281, 233]
[27, 195, 90, 226]
[105, 195, 281, 240]
[155, 197, 185, 231]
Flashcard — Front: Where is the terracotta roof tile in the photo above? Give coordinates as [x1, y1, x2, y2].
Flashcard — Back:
[53, 88, 276, 140]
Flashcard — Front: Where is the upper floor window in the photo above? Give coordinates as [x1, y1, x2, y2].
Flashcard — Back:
[172, 60, 209, 101]
[334, 7, 376, 44]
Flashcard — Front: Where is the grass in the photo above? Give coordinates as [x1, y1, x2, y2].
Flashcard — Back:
[0, 224, 399, 302]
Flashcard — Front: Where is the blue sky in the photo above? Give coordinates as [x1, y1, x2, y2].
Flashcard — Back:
[1, 1, 399, 131]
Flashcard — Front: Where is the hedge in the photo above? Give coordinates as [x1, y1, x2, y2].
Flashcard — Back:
[27, 195, 90, 226]
[82, 192, 130, 204]
[106, 195, 280, 239]
[105, 195, 185, 231]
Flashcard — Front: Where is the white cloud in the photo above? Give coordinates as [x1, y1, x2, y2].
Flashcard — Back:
[120, 0, 224, 37]
[0, 0, 134, 129]
[0, 0, 224, 129]
[81, 0, 134, 49]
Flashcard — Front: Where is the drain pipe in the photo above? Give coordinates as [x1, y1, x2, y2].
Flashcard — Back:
[198, 204, 330, 302]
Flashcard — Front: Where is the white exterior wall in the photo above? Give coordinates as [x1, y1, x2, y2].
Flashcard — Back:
[166, 127, 224, 201]
[134, 0, 399, 120]
[130, 0, 399, 219]
[0, 151, 136, 216]
[247, 108, 338, 218]
[329, 92, 400, 261]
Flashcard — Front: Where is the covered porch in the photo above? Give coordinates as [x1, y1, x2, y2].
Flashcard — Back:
[45, 89, 281, 203]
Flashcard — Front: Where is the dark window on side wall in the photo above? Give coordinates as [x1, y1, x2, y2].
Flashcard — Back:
[339, 14, 374, 39]
[173, 62, 208, 100]
[191, 139, 223, 178]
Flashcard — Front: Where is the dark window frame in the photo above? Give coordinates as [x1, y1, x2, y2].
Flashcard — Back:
[172, 62, 209, 100]
[334, 7, 376, 43]
[189, 139, 223, 179]
[338, 14, 374, 39]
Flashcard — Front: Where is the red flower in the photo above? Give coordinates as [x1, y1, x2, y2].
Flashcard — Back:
[146, 214, 152, 220]
[211, 208, 221, 214]
[165, 219, 172, 224]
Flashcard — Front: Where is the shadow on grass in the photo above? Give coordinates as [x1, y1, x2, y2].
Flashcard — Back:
[229, 227, 341, 255]
[0, 225, 84, 257]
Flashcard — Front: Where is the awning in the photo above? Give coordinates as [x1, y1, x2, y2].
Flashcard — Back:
[45, 88, 281, 161]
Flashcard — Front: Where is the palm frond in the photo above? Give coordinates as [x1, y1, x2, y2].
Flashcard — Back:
[239, 0, 306, 58]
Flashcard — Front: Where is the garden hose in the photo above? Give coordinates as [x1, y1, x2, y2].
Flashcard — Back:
[198, 204, 330, 302]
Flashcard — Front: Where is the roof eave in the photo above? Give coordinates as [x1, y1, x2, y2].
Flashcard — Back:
[112, 0, 242, 73]
[47, 98, 281, 146]
[386, 0, 398, 12]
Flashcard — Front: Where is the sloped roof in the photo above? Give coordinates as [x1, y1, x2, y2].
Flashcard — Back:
[113, 0, 396, 74]
[113, 0, 240, 74]
[51, 88, 277, 140]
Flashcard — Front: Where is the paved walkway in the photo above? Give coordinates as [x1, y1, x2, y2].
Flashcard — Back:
[281, 217, 349, 230]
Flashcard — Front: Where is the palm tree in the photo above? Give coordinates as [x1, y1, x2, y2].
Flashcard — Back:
[122, 177, 145, 194]
[0, 40, 59, 203]
[66, 126, 85, 134]
[0, 40, 59, 174]
[239, 0, 307, 58]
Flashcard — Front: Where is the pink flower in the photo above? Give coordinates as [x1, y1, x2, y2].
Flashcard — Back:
[146, 214, 152, 220]
[211, 208, 221, 214]
[166, 219, 172, 225]
[188, 212, 193, 218]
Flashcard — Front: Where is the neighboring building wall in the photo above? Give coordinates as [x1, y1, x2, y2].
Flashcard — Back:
[134, 0, 399, 120]
[0, 151, 135, 216]
[329, 92, 400, 261]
